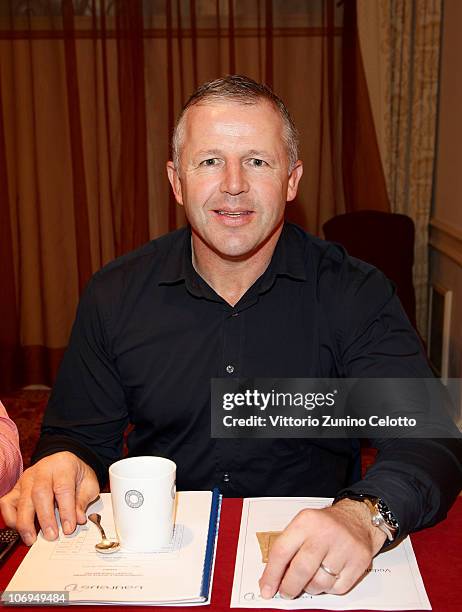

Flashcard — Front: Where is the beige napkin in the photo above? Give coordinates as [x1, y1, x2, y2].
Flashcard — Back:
[256, 531, 282, 563]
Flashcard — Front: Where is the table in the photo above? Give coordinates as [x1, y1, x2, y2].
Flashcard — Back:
[1, 498, 461, 611]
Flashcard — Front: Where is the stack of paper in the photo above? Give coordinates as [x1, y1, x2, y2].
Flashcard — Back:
[5, 491, 221, 605]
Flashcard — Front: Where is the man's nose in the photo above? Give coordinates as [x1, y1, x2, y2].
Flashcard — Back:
[220, 161, 249, 195]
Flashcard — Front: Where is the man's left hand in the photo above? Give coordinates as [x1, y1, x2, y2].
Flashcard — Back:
[259, 499, 387, 598]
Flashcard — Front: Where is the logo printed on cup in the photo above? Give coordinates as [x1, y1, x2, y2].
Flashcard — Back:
[125, 489, 144, 508]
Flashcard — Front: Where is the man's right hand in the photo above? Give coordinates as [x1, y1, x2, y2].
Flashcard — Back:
[0, 451, 100, 546]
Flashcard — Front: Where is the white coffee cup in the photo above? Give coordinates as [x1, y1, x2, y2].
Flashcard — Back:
[109, 456, 176, 552]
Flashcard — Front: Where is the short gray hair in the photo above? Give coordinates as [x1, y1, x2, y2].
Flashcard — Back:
[172, 75, 299, 173]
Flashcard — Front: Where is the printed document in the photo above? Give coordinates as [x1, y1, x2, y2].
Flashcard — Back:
[231, 497, 431, 610]
[5, 491, 219, 605]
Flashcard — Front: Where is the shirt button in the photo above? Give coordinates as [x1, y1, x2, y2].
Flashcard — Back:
[226, 364, 235, 374]
[223, 472, 230, 483]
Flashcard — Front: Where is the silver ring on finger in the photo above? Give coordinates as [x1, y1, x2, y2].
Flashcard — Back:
[320, 562, 340, 580]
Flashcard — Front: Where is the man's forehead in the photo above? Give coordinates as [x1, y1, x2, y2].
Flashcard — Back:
[184, 99, 283, 128]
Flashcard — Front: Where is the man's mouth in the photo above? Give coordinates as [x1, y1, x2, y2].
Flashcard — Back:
[214, 210, 253, 217]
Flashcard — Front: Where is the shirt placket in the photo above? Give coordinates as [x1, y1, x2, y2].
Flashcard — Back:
[215, 305, 244, 493]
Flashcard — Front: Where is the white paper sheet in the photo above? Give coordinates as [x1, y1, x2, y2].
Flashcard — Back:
[231, 497, 431, 610]
[5, 491, 215, 605]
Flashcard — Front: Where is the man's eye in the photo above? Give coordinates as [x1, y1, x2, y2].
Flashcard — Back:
[250, 158, 267, 167]
[200, 158, 218, 166]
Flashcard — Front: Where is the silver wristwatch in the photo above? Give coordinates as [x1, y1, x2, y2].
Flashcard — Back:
[334, 492, 399, 541]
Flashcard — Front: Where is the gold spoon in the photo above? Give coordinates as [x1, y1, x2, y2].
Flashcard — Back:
[88, 513, 120, 554]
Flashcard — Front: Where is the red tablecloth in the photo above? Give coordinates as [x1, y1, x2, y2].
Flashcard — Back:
[1, 498, 461, 611]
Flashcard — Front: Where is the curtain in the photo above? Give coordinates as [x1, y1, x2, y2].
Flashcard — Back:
[357, 0, 443, 336]
[342, 0, 390, 214]
[0, 0, 387, 392]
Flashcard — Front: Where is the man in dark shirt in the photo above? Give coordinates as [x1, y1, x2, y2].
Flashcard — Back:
[1, 76, 461, 598]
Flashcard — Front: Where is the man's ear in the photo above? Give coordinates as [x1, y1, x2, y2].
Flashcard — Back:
[286, 161, 303, 202]
[166, 161, 184, 206]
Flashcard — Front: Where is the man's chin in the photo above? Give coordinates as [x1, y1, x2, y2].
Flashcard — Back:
[215, 228, 283, 261]
[211, 240, 271, 262]
[193, 225, 283, 262]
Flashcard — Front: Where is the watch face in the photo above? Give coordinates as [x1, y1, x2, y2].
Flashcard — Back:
[377, 499, 399, 529]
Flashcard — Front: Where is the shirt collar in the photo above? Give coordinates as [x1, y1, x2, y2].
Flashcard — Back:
[157, 227, 205, 297]
[158, 223, 307, 298]
[258, 223, 307, 293]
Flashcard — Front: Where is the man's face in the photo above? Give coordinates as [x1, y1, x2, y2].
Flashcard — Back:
[167, 100, 303, 260]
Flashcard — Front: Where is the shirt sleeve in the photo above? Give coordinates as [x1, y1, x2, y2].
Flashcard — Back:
[32, 273, 129, 487]
[331, 257, 462, 538]
[0, 401, 23, 495]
